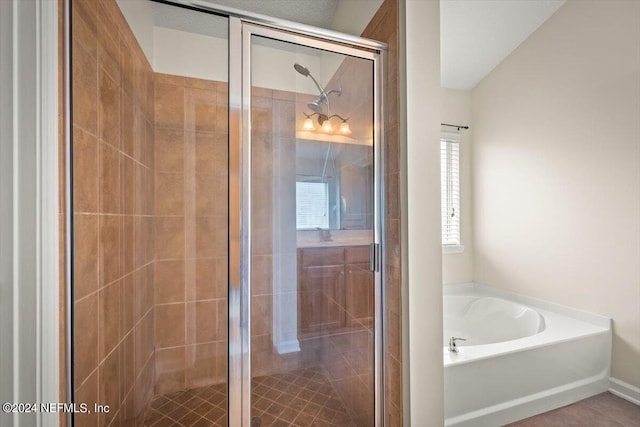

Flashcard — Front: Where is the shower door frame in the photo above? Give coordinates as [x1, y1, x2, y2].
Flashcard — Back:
[62, 0, 387, 425]
[229, 19, 386, 427]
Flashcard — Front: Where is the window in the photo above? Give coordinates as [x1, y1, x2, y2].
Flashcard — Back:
[296, 181, 330, 229]
[441, 133, 461, 249]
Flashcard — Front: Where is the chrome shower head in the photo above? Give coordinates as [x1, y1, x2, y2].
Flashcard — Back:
[308, 96, 326, 113]
[294, 63, 310, 77]
[295, 63, 342, 116]
[294, 63, 326, 99]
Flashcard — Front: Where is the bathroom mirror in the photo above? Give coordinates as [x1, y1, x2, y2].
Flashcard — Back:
[295, 139, 373, 230]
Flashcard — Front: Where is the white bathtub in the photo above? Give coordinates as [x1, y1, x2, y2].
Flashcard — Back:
[443, 283, 611, 427]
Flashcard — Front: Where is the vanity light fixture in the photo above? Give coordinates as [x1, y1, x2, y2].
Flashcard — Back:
[338, 121, 351, 135]
[294, 63, 351, 137]
[303, 117, 316, 131]
[302, 112, 351, 136]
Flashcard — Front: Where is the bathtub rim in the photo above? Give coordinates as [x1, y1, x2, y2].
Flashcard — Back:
[443, 294, 547, 346]
[444, 282, 610, 328]
[443, 283, 611, 368]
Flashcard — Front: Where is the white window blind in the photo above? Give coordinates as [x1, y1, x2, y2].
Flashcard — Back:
[296, 181, 330, 229]
[441, 133, 460, 246]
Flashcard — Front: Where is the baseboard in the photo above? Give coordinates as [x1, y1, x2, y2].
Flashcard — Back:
[609, 377, 640, 405]
[274, 339, 301, 354]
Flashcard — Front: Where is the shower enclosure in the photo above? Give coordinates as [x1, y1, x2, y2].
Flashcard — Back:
[68, 0, 384, 425]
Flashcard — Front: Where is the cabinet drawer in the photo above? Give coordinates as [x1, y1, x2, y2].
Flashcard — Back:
[345, 245, 371, 264]
[300, 247, 345, 267]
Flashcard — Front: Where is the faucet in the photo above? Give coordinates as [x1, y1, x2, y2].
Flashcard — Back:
[448, 337, 466, 352]
[316, 227, 332, 242]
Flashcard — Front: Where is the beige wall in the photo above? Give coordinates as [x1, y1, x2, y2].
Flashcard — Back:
[472, 0, 640, 387]
[404, 0, 445, 425]
[442, 89, 473, 285]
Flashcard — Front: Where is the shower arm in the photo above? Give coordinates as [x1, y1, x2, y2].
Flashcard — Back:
[305, 72, 329, 99]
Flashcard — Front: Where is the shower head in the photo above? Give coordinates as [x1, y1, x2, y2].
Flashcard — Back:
[308, 97, 326, 113]
[294, 63, 310, 77]
[294, 63, 342, 116]
[294, 62, 326, 100]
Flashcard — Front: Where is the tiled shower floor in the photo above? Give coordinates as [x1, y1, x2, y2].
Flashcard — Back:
[142, 367, 358, 426]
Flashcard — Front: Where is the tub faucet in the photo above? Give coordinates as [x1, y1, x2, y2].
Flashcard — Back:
[448, 337, 466, 352]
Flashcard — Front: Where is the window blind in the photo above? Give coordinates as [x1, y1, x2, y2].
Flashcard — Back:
[441, 133, 460, 246]
[296, 181, 330, 229]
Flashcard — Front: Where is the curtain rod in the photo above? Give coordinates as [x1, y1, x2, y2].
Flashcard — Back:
[441, 123, 469, 130]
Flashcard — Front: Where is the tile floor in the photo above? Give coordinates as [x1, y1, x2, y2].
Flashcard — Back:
[506, 392, 640, 426]
[143, 367, 358, 426]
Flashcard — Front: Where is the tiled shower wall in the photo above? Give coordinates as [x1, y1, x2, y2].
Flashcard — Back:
[71, 0, 156, 425]
[152, 74, 229, 395]
[320, 3, 402, 423]
[361, 0, 403, 425]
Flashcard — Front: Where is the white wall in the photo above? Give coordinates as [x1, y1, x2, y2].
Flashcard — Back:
[442, 89, 473, 284]
[154, 26, 326, 95]
[403, 0, 444, 424]
[472, 0, 640, 388]
[153, 27, 228, 82]
[117, 0, 154, 63]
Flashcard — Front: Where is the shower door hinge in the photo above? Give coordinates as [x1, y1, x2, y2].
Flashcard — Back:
[370, 243, 380, 273]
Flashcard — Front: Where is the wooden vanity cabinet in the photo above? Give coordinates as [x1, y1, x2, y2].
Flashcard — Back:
[297, 245, 374, 337]
[345, 246, 374, 327]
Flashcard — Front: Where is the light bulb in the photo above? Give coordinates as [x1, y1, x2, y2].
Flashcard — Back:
[302, 117, 315, 131]
[339, 121, 352, 135]
[321, 120, 333, 133]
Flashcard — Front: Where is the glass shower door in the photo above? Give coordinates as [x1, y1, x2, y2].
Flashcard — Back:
[231, 24, 382, 426]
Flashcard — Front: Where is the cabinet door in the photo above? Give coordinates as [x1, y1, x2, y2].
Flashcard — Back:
[298, 265, 346, 335]
[345, 262, 374, 326]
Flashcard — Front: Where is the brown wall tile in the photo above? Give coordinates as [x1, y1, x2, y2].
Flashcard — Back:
[155, 173, 185, 216]
[120, 274, 134, 336]
[121, 156, 135, 215]
[98, 69, 121, 148]
[74, 293, 98, 388]
[185, 87, 216, 133]
[156, 303, 186, 348]
[155, 347, 186, 394]
[119, 331, 135, 401]
[72, 40, 98, 135]
[188, 300, 219, 344]
[185, 342, 226, 388]
[98, 349, 120, 427]
[155, 83, 184, 130]
[72, 126, 99, 213]
[72, 1, 97, 59]
[99, 214, 120, 286]
[155, 260, 185, 304]
[155, 128, 185, 173]
[155, 216, 185, 260]
[99, 280, 121, 360]
[195, 216, 226, 258]
[75, 368, 99, 427]
[155, 73, 185, 87]
[194, 258, 223, 301]
[73, 214, 99, 300]
[99, 141, 120, 214]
